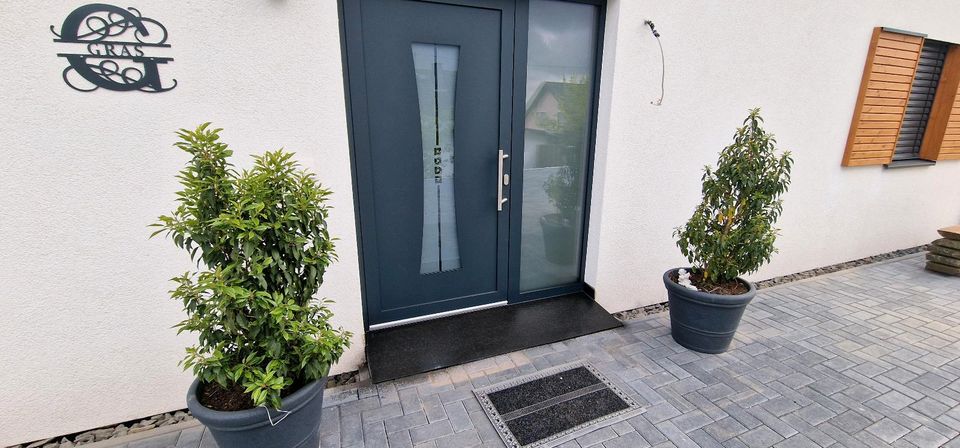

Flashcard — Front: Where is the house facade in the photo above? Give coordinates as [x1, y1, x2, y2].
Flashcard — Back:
[3, 0, 960, 445]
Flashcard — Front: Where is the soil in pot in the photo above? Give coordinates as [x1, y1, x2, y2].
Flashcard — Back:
[199, 377, 306, 411]
[199, 382, 253, 411]
[670, 269, 749, 295]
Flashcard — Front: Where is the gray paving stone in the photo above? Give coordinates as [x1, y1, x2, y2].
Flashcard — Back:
[760, 397, 800, 417]
[700, 383, 737, 401]
[93, 255, 960, 448]
[342, 407, 365, 447]
[671, 409, 713, 432]
[737, 426, 784, 448]
[378, 382, 400, 406]
[420, 394, 447, 423]
[198, 430, 219, 448]
[603, 430, 649, 448]
[777, 413, 835, 447]
[609, 420, 634, 436]
[436, 388, 474, 404]
[128, 431, 179, 448]
[628, 414, 669, 445]
[686, 429, 724, 448]
[779, 373, 814, 390]
[865, 418, 910, 444]
[434, 429, 481, 448]
[174, 426, 204, 448]
[794, 402, 835, 426]
[656, 421, 698, 448]
[443, 400, 473, 433]
[387, 429, 413, 448]
[326, 386, 361, 409]
[644, 402, 682, 424]
[828, 409, 873, 433]
[773, 434, 818, 448]
[875, 390, 916, 411]
[841, 384, 881, 403]
[410, 420, 454, 445]
[684, 391, 728, 421]
[903, 426, 950, 448]
[910, 396, 951, 418]
[384, 411, 428, 434]
[575, 426, 618, 447]
[363, 402, 404, 423]
[716, 400, 762, 430]
[468, 410, 500, 443]
[398, 387, 423, 415]
[722, 438, 750, 448]
[745, 407, 797, 439]
[702, 417, 748, 442]
[363, 421, 389, 448]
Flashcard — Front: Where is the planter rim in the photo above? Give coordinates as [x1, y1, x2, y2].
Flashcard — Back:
[187, 376, 325, 431]
[663, 268, 756, 305]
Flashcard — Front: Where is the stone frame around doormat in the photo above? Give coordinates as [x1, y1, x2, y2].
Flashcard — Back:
[473, 361, 644, 448]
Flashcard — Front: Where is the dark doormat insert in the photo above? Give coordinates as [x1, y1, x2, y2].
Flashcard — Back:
[474, 362, 644, 448]
[366, 292, 621, 383]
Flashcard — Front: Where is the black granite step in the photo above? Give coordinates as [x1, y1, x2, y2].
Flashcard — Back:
[365, 293, 622, 383]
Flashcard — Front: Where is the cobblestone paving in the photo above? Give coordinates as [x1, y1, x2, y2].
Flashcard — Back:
[101, 254, 960, 447]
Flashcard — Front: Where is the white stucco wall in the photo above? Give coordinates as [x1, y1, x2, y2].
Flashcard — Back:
[4, 0, 960, 445]
[586, 0, 960, 313]
[0, 2, 363, 445]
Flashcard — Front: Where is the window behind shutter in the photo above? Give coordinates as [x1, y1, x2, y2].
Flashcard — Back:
[842, 28, 925, 166]
[919, 46, 960, 161]
[893, 40, 948, 161]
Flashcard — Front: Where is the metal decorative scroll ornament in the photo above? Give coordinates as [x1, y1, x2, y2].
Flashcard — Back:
[50, 3, 176, 93]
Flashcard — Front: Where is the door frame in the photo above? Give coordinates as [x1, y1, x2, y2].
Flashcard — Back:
[506, 0, 606, 304]
[338, 0, 607, 331]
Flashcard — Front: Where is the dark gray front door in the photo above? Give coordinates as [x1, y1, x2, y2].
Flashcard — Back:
[344, 0, 514, 326]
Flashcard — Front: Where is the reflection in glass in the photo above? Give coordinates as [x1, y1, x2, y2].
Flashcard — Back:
[520, 1, 598, 291]
[413, 43, 461, 274]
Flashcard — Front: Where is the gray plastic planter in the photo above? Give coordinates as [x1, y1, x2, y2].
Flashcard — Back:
[187, 376, 327, 448]
[663, 269, 756, 354]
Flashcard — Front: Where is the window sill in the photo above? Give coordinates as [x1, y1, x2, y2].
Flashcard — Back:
[885, 159, 936, 169]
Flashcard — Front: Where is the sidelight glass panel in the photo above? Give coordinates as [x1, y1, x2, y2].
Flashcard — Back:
[520, 1, 598, 291]
[413, 43, 462, 274]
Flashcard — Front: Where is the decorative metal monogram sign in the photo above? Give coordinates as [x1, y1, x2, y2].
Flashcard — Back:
[50, 4, 176, 93]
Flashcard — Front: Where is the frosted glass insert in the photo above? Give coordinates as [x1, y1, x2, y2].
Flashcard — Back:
[413, 43, 461, 274]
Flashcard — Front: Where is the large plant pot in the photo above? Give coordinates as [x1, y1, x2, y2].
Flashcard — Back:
[540, 213, 577, 265]
[187, 376, 327, 448]
[663, 269, 755, 354]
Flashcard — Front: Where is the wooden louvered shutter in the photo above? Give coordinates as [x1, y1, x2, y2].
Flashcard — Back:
[919, 45, 960, 161]
[842, 28, 925, 166]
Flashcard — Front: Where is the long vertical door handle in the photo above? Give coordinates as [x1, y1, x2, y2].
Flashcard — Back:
[497, 150, 509, 211]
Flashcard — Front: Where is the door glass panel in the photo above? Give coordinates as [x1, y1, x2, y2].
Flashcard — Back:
[413, 43, 462, 274]
[520, 1, 598, 291]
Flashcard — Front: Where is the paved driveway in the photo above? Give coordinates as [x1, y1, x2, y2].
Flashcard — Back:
[99, 254, 960, 448]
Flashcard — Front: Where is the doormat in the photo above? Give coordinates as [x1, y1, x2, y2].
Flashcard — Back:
[473, 362, 644, 448]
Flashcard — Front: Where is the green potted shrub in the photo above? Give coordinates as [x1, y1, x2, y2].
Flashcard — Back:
[152, 124, 351, 448]
[665, 109, 792, 353]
